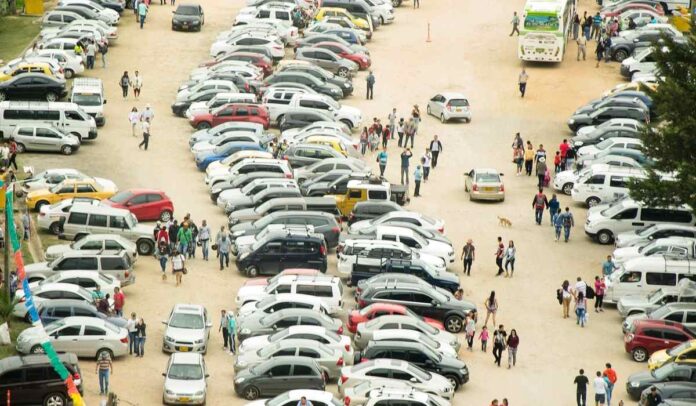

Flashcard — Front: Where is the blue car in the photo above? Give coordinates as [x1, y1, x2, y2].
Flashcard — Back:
[325, 29, 361, 45]
[194, 141, 264, 170]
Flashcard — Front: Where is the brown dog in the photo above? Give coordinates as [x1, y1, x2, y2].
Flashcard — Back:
[498, 216, 512, 227]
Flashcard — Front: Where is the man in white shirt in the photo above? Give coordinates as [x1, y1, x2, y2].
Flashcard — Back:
[575, 276, 587, 298]
[593, 371, 607, 405]
[126, 312, 138, 355]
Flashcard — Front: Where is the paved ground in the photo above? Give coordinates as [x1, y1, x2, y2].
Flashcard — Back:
[21, 0, 642, 404]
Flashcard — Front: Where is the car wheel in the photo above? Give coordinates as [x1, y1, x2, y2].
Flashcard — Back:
[340, 119, 353, 130]
[45, 92, 57, 102]
[61, 145, 73, 155]
[245, 266, 259, 278]
[0, 91, 6, 102]
[49, 222, 62, 235]
[562, 183, 573, 195]
[31, 344, 45, 354]
[44, 393, 66, 406]
[15, 143, 26, 153]
[34, 200, 50, 212]
[243, 386, 260, 400]
[337, 67, 349, 77]
[444, 315, 463, 333]
[277, 115, 285, 127]
[597, 230, 613, 245]
[159, 210, 173, 222]
[585, 196, 601, 207]
[440, 114, 446, 124]
[632, 347, 648, 362]
[444, 374, 460, 390]
[64, 69, 74, 79]
[614, 49, 629, 62]
[137, 239, 155, 255]
[196, 122, 212, 130]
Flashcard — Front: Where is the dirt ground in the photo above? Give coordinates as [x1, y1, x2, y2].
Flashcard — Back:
[19, 0, 643, 404]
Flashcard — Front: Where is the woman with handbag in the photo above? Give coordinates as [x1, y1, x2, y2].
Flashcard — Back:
[171, 249, 187, 287]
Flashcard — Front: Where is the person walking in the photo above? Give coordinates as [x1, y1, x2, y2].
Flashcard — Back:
[532, 188, 548, 225]
[601, 256, 616, 277]
[572, 12, 581, 40]
[403, 118, 416, 148]
[518, 68, 528, 98]
[96, 352, 113, 395]
[218, 231, 231, 270]
[132, 71, 143, 99]
[359, 127, 368, 155]
[594, 276, 606, 312]
[506, 329, 519, 368]
[377, 147, 387, 177]
[138, 0, 148, 29]
[113, 287, 124, 317]
[98, 39, 107, 68]
[366, 71, 375, 100]
[479, 326, 489, 352]
[128, 107, 140, 136]
[548, 193, 560, 226]
[220, 309, 232, 350]
[171, 249, 186, 287]
[199, 220, 211, 261]
[524, 141, 534, 176]
[429, 135, 442, 168]
[593, 371, 608, 405]
[227, 312, 237, 353]
[400, 148, 412, 185]
[514, 146, 524, 175]
[141, 104, 154, 123]
[560, 280, 572, 318]
[495, 236, 505, 276]
[575, 292, 587, 327]
[396, 118, 405, 147]
[603, 363, 617, 406]
[119, 71, 130, 98]
[135, 318, 146, 357]
[85, 40, 97, 69]
[138, 118, 151, 150]
[510, 11, 520, 36]
[177, 223, 192, 256]
[536, 157, 547, 188]
[559, 207, 575, 242]
[595, 39, 605, 68]
[465, 314, 476, 351]
[574, 369, 589, 406]
[591, 12, 602, 40]
[127, 312, 138, 355]
[7, 138, 18, 170]
[156, 240, 169, 279]
[577, 34, 587, 61]
[492, 325, 507, 367]
[484, 291, 498, 326]
[461, 239, 475, 276]
[504, 240, 515, 277]
[413, 165, 422, 197]
[421, 151, 431, 181]
[388, 108, 397, 134]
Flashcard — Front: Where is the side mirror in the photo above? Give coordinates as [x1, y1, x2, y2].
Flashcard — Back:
[272, 324, 278, 330]
[410, 377, 418, 383]
[206, 322, 213, 328]
[103, 99, 107, 104]
[162, 320, 168, 325]
[499, 173, 504, 176]
[162, 373, 166, 377]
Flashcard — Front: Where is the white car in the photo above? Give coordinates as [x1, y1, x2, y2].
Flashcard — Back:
[162, 353, 208, 406]
[244, 390, 340, 406]
[341, 380, 414, 406]
[191, 133, 262, 155]
[365, 0, 395, 24]
[37, 197, 102, 234]
[40, 19, 117, 40]
[612, 237, 696, 266]
[216, 178, 297, 210]
[45, 234, 137, 261]
[23, 168, 115, 191]
[337, 240, 446, 277]
[575, 118, 643, 137]
[349, 211, 445, 234]
[26, 270, 121, 296]
[287, 93, 362, 129]
[238, 325, 354, 362]
[365, 225, 454, 263]
[59, 0, 120, 24]
[185, 92, 257, 119]
[237, 293, 333, 319]
[614, 224, 696, 248]
[189, 63, 263, 83]
[576, 137, 643, 158]
[209, 34, 285, 59]
[162, 304, 213, 354]
[24, 49, 85, 78]
[176, 79, 239, 101]
[280, 120, 351, 139]
[426, 92, 471, 123]
[12, 282, 93, 318]
[42, 26, 107, 44]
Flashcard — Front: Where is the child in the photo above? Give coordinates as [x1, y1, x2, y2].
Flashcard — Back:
[479, 326, 489, 352]
[554, 151, 561, 173]
[368, 131, 379, 153]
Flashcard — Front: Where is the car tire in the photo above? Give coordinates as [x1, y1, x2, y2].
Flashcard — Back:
[444, 315, 463, 333]
[597, 230, 613, 245]
[45, 92, 58, 102]
[245, 266, 259, 277]
[614, 49, 629, 62]
[96, 348, 114, 361]
[137, 239, 155, 255]
[0, 91, 6, 102]
[444, 374, 460, 390]
[196, 122, 212, 130]
[31, 344, 45, 354]
[43, 393, 66, 406]
[159, 210, 173, 222]
[632, 347, 648, 362]
[49, 222, 62, 235]
[440, 114, 446, 123]
[562, 183, 573, 195]
[243, 386, 260, 400]
[15, 143, 26, 153]
[337, 67, 349, 78]
[64, 69, 74, 79]
[585, 196, 601, 207]
[34, 200, 50, 212]
[61, 145, 73, 155]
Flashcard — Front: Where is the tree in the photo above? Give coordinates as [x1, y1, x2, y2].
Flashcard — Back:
[628, 27, 696, 209]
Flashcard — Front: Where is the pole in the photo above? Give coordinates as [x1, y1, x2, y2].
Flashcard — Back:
[426, 22, 431, 42]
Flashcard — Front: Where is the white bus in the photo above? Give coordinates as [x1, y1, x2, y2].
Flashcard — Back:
[518, 0, 576, 63]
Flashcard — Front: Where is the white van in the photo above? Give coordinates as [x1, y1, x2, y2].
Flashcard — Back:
[571, 166, 646, 207]
[0, 101, 97, 140]
[70, 78, 106, 126]
[604, 256, 696, 304]
[584, 198, 695, 244]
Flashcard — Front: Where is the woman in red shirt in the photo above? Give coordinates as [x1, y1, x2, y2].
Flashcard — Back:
[113, 287, 125, 317]
[594, 276, 606, 312]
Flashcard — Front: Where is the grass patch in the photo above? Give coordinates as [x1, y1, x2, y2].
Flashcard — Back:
[0, 15, 41, 63]
[0, 320, 31, 359]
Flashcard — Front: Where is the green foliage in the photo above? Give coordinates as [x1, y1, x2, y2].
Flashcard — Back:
[0, 290, 18, 326]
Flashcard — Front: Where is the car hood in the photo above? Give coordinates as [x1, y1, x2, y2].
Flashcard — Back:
[576, 125, 598, 136]
[17, 326, 46, 344]
[165, 326, 206, 342]
[569, 113, 591, 122]
[165, 377, 206, 394]
[234, 235, 256, 255]
[615, 231, 641, 244]
[624, 312, 649, 327]
[231, 222, 255, 234]
[230, 207, 257, 220]
[339, 105, 361, 117]
[237, 301, 262, 318]
[617, 295, 651, 309]
[627, 370, 657, 386]
[236, 284, 267, 303]
[613, 246, 641, 263]
[555, 169, 579, 183]
[194, 149, 218, 161]
[218, 188, 248, 203]
[348, 220, 371, 232]
[25, 262, 51, 274]
[237, 335, 269, 352]
[235, 350, 264, 368]
[191, 141, 216, 154]
[44, 244, 72, 260]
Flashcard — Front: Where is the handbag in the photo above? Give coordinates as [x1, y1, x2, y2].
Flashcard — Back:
[182, 268, 188, 275]
[211, 244, 218, 251]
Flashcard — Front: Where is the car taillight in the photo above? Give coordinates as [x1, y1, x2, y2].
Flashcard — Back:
[340, 375, 348, 384]
[320, 245, 327, 255]
[125, 271, 130, 278]
[73, 373, 81, 382]
[337, 357, 344, 366]
[360, 357, 367, 363]
[438, 227, 444, 234]
[245, 83, 250, 92]
[120, 336, 128, 343]
[344, 397, 351, 406]
[472, 184, 478, 191]
[446, 103, 452, 112]
[499, 184, 504, 192]
[337, 326, 343, 334]
[285, 173, 293, 178]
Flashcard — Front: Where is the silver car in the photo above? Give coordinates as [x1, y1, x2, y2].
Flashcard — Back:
[162, 304, 213, 353]
[15, 316, 129, 359]
[238, 325, 354, 363]
[234, 339, 344, 378]
[12, 124, 80, 155]
[237, 308, 343, 341]
[45, 234, 137, 261]
[295, 47, 358, 78]
[162, 353, 209, 405]
[354, 315, 458, 350]
[427, 92, 471, 123]
[464, 168, 505, 202]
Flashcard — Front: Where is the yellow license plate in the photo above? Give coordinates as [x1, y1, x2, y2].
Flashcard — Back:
[178, 347, 190, 352]
[179, 397, 190, 402]
[483, 187, 496, 192]
[456, 108, 462, 112]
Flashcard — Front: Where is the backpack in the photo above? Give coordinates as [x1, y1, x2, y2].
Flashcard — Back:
[585, 286, 595, 300]
[534, 194, 545, 208]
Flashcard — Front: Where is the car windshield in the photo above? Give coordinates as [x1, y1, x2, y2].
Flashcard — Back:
[72, 93, 102, 106]
[646, 289, 663, 301]
[49, 183, 70, 194]
[475, 173, 500, 183]
[176, 6, 199, 15]
[652, 362, 678, 380]
[255, 295, 276, 309]
[406, 364, 431, 380]
[108, 191, 134, 204]
[636, 240, 655, 253]
[258, 343, 282, 357]
[268, 328, 291, 342]
[595, 139, 615, 150]
[45, 320, 67, 334]
[168, 363, 203, 380]
[637, 225, 657, 236]
[126, 213, 138, 229]
[267, 393, 291, 406]
[600, 201, 629, 217]
[667, 341, 692, 356]
[169, 313, 204, 329]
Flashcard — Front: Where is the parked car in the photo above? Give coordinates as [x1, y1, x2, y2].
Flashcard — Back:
[235, 230, 328, 276]
[567, 107, 649, 131]
[426, 92, 471, 123]
[623, 303, 696, 334]
[617, 284, 696, 318]
[10, 124, 80, 155]
[612, 237, 696, 266]
[23, 251, 134, 285]
[625, 319, 696, 362]
[45, 234, 137, 261]
[162, 353, 209, 406]
[625, 363, 696, 399]
[295, 47, 358, 77]
[12, 282, 92, 318]
[349, 211, 445, 234]
[0, 73, 67, 102]
[237, 293, 333, 320]
[101, 189, 174, 222]
[237, 325, 354, 362]
[234, 339, 344, 379]
[236, 308, 343, 342]
[340, 380, 414, 406]
[162, 304, 213, 354]
[639, 382, 696, 405]
[190, 104, 270, 130]
[0, 353, 83, 406]
[26, 179, 118, 211]
[33, 298, 126, 327]
[234, 357, 326, 400]
[243, 390, 341, 406]
[27, 270, 121, 297]
[282, 143, 346, 168]
[353, 315, 457, 349]
[615, 225, 696, 248]
[172, 3, 205, 31]
[346, 303, 444, 333]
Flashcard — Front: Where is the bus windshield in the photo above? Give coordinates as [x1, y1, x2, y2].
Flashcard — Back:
[524, 13, 559, 31]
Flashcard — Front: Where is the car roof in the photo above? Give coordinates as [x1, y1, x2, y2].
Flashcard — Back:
[173, 304, 206, 314]
[0, 353, 78, 371]
[36, 298, 95, 308]
[275, 274, 339, 284]
[117, 188, 166, 196]
[60, 316, 109, 327]
[170, 352, 203, 364]
[438, 92, 467, 99]
[37, 282, 83, 292]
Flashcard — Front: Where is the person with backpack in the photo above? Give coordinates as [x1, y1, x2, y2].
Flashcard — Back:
[98, 39, 108, 68]
[560, 280, 573, 319]
[171, 249, 186, 287]
[558, 207, 575, 242]
[156, 240, 169, 279]
[119, 71, 131, 98]
[531, 188, 548, 225]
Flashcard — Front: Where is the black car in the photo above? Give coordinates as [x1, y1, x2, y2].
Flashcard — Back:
[210, 172, 286, 202]
[348, 200, 404, 226]
[357, 341, 469, 389]
[609, 30, 672, 61]
[567, 107, 649, 131]
[350, 257, 460, 293]
[0, 73, 67, 102]
[231, 210, 342, 248]
[172, 3, 204, 31]
[281, 65, 354, 96]
[574, 97, 650, 116]
[641, 382, 696, 403]
[0, 353, 83, 406]
[358, 281, 476, 333]
[170, 88, 220, 116]
[279, 110, 337, 132]
[235, 231, 328, 276]
[233, 357, 325, 400]
[264, 72, 343, 100]
[626, 363, 696, 399]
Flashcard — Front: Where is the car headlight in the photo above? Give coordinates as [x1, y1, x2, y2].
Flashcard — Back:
[194, 339, 204, 344]
[194, 391, 204, 396]
[450, 341, 458, 347]
[165, 336, 174, 342]
[241, 328, 250, 335]
[443, 386, 451, 392]
[630, 382, 640, 387]
[344, 83, 350, 88]
[239, 252, 249, 260]
[233, 231, 245, 237]
[574, 141, 583, 147]
[568, 119, 575, 124]
[166, 389, 175, 395]
[235, 377, 245, 384]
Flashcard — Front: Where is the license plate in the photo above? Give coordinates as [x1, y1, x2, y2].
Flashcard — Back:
[179, 397, 190, 403]
[456, 108, 462, 112]
[178, 346, 190, 352]
[483, 187, 496, 192]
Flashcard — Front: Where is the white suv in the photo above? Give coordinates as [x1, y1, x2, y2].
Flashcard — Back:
[205, 158, 292, 186]
[235, 274, 343, 312]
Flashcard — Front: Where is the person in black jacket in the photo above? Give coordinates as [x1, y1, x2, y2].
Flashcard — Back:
[168, 220, 179, 253]
[429, 135, 443, 168]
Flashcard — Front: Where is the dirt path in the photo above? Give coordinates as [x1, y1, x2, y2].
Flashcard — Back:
[19, 0, 640, 404]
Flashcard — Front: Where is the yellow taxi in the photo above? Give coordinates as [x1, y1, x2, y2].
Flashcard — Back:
[602, 80, 657, 97]
[305, 135, 348, 156]
[315, 7, 370, 30]
[648, 340, 696, 370]
[26, 179, 117, 211]
[0, 62, 59, 82]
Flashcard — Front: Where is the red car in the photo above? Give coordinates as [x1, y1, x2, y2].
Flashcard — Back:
[102, 189, 174, 222]
[241, 268, 322, 288]
[314, 41, 371, 70]
[624, 319, 695, 362]
[189, 103, 270, 130]
[347, 303, 444, 333]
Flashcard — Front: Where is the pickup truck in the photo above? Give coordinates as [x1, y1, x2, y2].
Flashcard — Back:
[265, 93, 362, 129]
[335, 178, 407, 218]
[349, 257, 460, 292]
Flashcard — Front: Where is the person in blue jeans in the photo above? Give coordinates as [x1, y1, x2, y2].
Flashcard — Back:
[548, 193, 560, 226]
[227, 312, 237, 354]
[531, 188, 548, 225]
[138, 1, 148, 29]
[95, 352, 112, 395]
[575, 292, 587, 327]
[558, 207, 575, 242]
[127, 312, 138, 354]
[553, 210, 563, 242]
[135, 318, 147, 357]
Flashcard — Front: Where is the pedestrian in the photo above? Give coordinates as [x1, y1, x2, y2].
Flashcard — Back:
[98, 39, 107, 68]
[565, 147, 577, 169]
[138, 0, 148, 29]
[603, 363, 617, 406]
[199, 219, 211, 261]
[524, 141, 534, 175]
[128, 107, 140, 136]
[490, 400, 498, 406]
[627, 17, 637, 31]
[492, 324, 507, 367]
[592, 12, 602, 40]
[85, 40, 97, 69]
[21, 211, 30, 240]
[413, 165, 422, 197]
[377, 147, 387, 177]
[421, 150, 431, 181]
[359, 127, 368, 155]
[382, 125, 390, 149]
[461, 239, 475, 276]
[601, 256, 615, 277]
[554, 151, 561, 172]
[138, 118, 151, 150]
[220, 309, 232, 350]
[141, 104, 154, 122]
[644, 386, 662, 406]
[91, 285, 105, 304]
[133, 0, 140, 20]
[388, 108, 397, 134]
[558, 280, 572, 318]
[495, 236, 504, 276]
[506, 329, 519, 368]
[593, 371, 607, 405]
[575, 292, 587, 327]
[577, 34, 587, 60]
[171, 248, 186, 287]
[558, 139, 570, 170]
[514, 146, 524, 175]
[465, 313, 476, 351]
[96, 352, 113, 395]
[595, 39, 605, 67]
[368, 129, 379, 153]
[574, 369, 589, 406]
[217, 231, 231, 270]
[127, 312, 138, 355]
[365, 71, 375, 99]
[396, 118, 405, 147]
[536, 157, 547, 188]
[228, 311, 237, 353]
[484, 290, 498, 326]
[594, 276, 605, 312]
[479, 325, 489, 352]
[411, 104, 420, 124]
[428, 135, 442, 168]
[113, 287, 125, 317]
[135, 318, 146, 357]
[504, 240, 515, 277]
[510, 11, 520, 36]
[132, 71, 143, 99]
[119, 71, 130, 98]
[518, 68, 528, 98]
[532, 188, 548, 225]
[548, 193, 560, 226]
[572, 12, 581, 40]
[559, 207, 575, 242]
[404, 118, 416, 148]
[156, 240, 169, 279]
[7, 138, 17, 170]
[400, 148, 412, 185]
[177, 222, 192, 256]
[553, 207, 564, 241]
